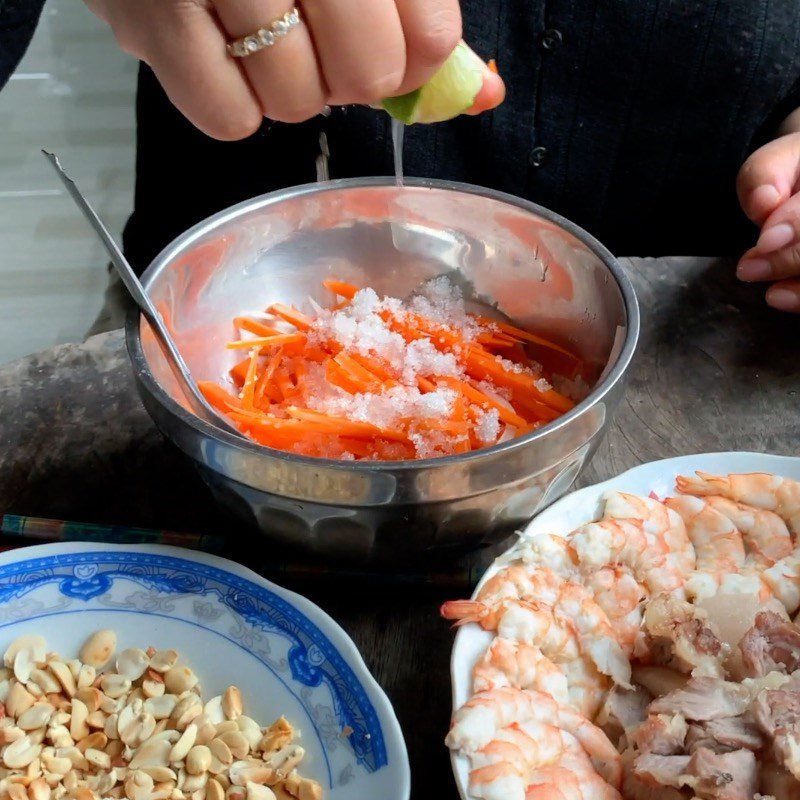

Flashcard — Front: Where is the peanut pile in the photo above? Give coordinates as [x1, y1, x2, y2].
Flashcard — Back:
[0, 631, 322, 800]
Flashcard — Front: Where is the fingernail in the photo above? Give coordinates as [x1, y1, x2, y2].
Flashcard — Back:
[736, 259, 772, 281]
[766, 287, 800, 311]
[757, 222, 795, 253]
[749, 184, 781, 214]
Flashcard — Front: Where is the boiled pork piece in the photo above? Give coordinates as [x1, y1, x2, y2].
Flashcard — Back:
[644, 595, 727, 677]
[597, 684, 652, 749]
[685, 716, 765, 754]
[740, 611, 800, 677]
[681, 747, 758, 800]
[649, 677, 751, 721]
[632, 664, 690, 698]
[632, 753, 691, 786]
[632, 714, 688, 755]
[753, 683, 800, 780]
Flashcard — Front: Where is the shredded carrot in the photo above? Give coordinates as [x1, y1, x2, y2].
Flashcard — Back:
[323, 279, 360, 299]
[226, 333, 306, 350]
[199, 382, 241, 413]
[488, 59, 499, 74]
[205, 278, 584, 460]
[234, 317, 280, 337]
[267, 303, 313, 331]
[254, 347, 283, 407]
[229, 357, 250, 386]
[473, 315, 580, 362]
[438, 376, 528, 428]
[240, 348, 260, 409]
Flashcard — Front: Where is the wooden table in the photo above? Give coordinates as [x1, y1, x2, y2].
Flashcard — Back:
[0, 257, 798, 798]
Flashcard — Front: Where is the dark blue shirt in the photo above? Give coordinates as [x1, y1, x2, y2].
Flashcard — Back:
[125, 1, 800, 268]
[4, 0, 796, 266]
[0, 0, 46, 90]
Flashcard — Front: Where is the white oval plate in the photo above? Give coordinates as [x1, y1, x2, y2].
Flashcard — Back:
[0, 543, 410, 800]
[449, 451, 800, 800]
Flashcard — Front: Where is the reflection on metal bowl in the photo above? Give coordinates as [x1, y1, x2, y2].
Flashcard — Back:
[125, 178, 639, 564]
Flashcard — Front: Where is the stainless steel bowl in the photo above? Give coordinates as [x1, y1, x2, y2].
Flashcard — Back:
[126, 178, 639, 564]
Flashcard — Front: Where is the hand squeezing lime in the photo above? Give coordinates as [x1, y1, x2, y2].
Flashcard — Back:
[382, 42, 504, 124]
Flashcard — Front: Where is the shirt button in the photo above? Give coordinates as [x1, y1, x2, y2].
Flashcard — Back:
[540, 28, 563, 50]
[529, 146, 548, 167]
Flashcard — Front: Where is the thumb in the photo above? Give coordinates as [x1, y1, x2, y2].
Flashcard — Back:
[766, 278, 800, 313]
[737, 132, 800, 224]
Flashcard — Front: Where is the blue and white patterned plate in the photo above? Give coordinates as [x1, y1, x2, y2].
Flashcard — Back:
[0, 543, 410, 800]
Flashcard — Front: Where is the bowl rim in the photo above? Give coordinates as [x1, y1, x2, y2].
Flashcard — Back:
[126, 176, 640, 473]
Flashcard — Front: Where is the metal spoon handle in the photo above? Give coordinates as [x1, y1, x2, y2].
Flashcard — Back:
[42, 150, 243, 438]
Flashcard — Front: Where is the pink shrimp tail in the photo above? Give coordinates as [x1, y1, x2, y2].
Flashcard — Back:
[526, 785, 567, 800]
[440, 599, 485, 626]
[676, 471, 719, 496]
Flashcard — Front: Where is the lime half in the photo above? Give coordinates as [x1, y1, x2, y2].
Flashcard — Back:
[382, 41, 484, 124]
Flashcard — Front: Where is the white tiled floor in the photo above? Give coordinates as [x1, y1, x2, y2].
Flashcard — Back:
[0, 1, 136, 364]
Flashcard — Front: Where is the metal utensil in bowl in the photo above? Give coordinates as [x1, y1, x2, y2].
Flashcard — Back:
[126, 179, 639, 564]
[42, 150, 244, 439]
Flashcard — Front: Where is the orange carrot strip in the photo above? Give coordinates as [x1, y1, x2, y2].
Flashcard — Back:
[488, 59, 498, 74]
[323, 279, 360, 299]
[414, 418, 470, 434]
[199, 382, 242, 412]
[268, 303, 313, 331]
[510, 390, 562, 423]
[325, 359, 364, 394]
[417, 376, 437, 393]
[254, 347, 283, 407]
[337, 437, 373, 458]
[348, 352, 395, 382]
[273, 367, 296, 400]
[226, 333, 306, 350]
[285, 407, 407, 442]
[465, 349, 574, 413]
[453, 438, 471, 454]
[229, 357, 250, 386]
[325, 358, 375, 394]
[477, 332, 518, 349]
[334, 353, 383, 389]
[234, 317, 280, 337]
[473, 315, 580, 361]
[240, 349, 260, 409]
[438, 376, 528, 428]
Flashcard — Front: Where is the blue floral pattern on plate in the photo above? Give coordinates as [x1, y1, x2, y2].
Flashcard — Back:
[0, 546, 409, 798]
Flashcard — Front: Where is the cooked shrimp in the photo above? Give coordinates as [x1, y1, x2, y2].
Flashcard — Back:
[473, 638, 571, 706]
[664, 495, 745, 575]
[473, 564, 573, 609]
[470, 723, 620, 800]
[677, 471, 800, 536]
[582, 567, 646, 653]
[762, 553, 800, 614]
[512, 532, 577, 575]
[603, 491, 696, 576]
[527, 750, 622, 800]
[446, 687, 622, 787]
[468, 722, 578, 800]
[473, 559, 645, 655]
[701, 496, 793, 566]
[446, 590, 631, 689]
[569, 518, 684, 594]
[684, 568, 774, 606]
[558, 655, 611, 719]
[553, 584, 632, 688]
